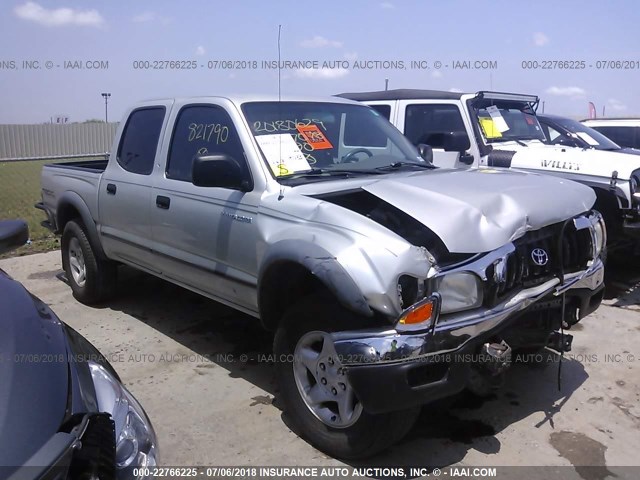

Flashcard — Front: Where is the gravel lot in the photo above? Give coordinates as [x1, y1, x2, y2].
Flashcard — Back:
[1, 251, 639, 478]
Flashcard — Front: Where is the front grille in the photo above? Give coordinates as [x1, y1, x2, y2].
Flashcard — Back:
[68, 413, 116, 479]
[485, 220, 592, 307]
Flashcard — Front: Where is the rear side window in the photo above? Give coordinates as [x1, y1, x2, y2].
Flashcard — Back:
[593, 126, 640, 149]
[116, 107, 165, 175]
[167, 105, 247, 182]
[369, 104, 391, 120]
[404, 104, 466, 147]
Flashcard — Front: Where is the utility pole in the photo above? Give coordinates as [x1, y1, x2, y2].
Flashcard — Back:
[384, 78, 389, 91]
[101, 92, 111, 122]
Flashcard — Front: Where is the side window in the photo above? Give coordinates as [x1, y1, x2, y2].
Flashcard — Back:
[369, 104, 391, 120]
[545, 124, 562, 142]
[404, 104, 467, 148]
[344, 108, 388, 147]
[167, 105, 247, 182]
[116, 107, 165, 175]
[595, 126, 640, 149]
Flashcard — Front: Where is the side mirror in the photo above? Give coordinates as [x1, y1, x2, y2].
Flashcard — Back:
[0, 220, 29, 255]
[416, 143, 433, 164]
[192, 154, 251, 191]
[555, 136, 578, 147]
[442, 131, 471, 153]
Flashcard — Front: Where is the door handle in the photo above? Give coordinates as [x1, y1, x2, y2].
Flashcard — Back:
[156, 195, 171, 209]
[106, 183, 117, 195]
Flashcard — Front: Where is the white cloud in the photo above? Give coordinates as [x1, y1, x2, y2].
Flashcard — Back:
[14, 1, 104, 27]
[449, 87, 463, 93]
[195, 45, 206, 56]
[380, 2, 395, 8]
[300, 35, 343, 48]
[545, 86, 587, 98]
[295, 67, 349, 79]
[132, 11, 170, 24]
[431, 70, 443, 79]
[533, 32, 549, 47]
[344, 52, 358, 61]
[608, 98, 627, 112]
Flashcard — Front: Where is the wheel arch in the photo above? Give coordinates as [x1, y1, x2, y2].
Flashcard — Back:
[257, 240, 373, 331]
[56, 191, 107, 259]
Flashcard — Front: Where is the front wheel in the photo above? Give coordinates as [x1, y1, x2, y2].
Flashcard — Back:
[61, 220, 117, 304]
[274, 293, 419, 459]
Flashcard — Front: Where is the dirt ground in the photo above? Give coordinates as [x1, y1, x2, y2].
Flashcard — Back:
[1, 251, 639, 479]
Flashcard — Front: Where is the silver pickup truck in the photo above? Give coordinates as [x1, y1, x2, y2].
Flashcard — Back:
[38, 95, 605, 459]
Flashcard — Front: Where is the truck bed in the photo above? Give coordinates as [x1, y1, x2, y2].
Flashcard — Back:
[39, 159, 107, 233]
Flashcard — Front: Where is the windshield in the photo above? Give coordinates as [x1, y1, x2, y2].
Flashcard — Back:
[473, 101, 546, 143]
[553, 117, 621, 150]
[242, 101, 425, 182]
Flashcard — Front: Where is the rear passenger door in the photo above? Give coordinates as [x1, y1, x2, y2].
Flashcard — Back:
[99, 104, 170, 271]
[396, 101, 476, 168]
[150, 102, 260, 310]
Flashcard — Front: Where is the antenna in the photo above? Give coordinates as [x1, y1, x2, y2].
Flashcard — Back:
[277, 24, 284, 200]
[278, 24, 282, 102]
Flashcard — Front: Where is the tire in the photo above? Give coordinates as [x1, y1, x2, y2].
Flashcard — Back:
[274, 292, 420, 459]
[61, 220, 117, 305]
[594, 193, 622, 246]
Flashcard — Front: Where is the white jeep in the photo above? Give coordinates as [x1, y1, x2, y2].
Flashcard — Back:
[340, 89, 640, 249]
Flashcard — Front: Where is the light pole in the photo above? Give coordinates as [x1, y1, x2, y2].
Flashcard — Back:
[101, 92, 111, 122]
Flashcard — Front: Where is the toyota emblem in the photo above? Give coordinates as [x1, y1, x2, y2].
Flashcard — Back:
[531, 248, 549, 266]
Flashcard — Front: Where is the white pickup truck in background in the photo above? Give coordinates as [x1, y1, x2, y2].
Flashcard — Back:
[339, 89, 640, 251]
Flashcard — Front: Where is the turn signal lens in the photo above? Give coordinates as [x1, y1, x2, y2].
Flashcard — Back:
[398, 298, 436, 326]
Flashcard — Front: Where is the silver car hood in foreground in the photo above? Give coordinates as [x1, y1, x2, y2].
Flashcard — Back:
[299, 167, 596, 253]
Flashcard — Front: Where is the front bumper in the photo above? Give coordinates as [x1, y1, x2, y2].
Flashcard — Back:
[332, 257, 605, 414]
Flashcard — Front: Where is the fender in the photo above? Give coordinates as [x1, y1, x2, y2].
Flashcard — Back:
[258, 239, 373, 318]
[56, 191, 107, 259]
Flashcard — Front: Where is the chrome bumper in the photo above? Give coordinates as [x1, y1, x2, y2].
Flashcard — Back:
[331, 257, 604, 366]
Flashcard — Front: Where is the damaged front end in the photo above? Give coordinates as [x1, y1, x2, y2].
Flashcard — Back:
[325, 210, 606, 414]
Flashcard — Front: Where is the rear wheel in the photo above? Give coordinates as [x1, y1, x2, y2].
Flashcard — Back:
[274, 293, 419, 459]
[61, 220, 117, 304]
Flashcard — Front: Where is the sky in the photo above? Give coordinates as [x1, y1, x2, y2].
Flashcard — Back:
[1, 0, 639, 124]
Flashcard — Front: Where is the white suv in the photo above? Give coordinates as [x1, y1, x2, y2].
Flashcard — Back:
[581, 118, 640, 150]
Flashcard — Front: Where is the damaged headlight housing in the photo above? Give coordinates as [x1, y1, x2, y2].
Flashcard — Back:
[591, 216, 606, 259]
[435, 272, 483, 314]
[89, 362, 158, 479]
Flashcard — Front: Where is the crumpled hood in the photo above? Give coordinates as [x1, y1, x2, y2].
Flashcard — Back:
[361, 168, 595, 253]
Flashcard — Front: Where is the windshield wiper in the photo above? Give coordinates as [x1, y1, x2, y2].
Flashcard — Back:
[488, 137, 528, 146]
[279, 167, 386, 180]
[376, 161, 436, 171]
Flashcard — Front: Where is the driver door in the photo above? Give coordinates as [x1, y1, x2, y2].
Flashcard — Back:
[397, 101, 476, 168]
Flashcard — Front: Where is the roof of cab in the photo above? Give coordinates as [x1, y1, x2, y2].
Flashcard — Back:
[336, 89, 466, 101]
[137, 94, 360, 106]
